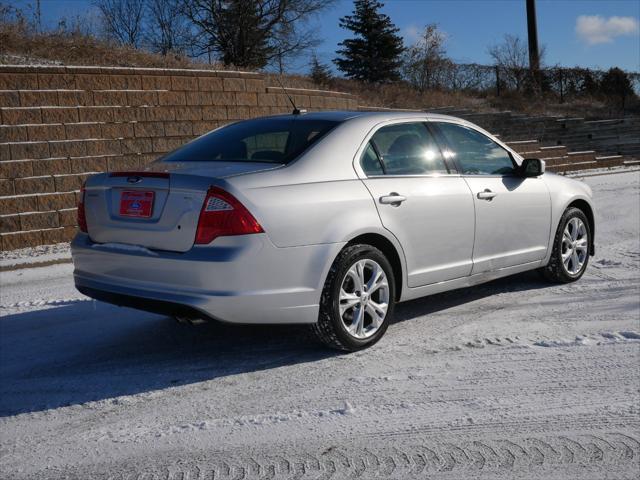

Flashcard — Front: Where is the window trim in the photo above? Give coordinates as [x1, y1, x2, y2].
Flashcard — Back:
[367, 140, 387, 175]
[356, 119, 452, 178]
[429, 120, 520, 177]
[425, 122, 458, 174]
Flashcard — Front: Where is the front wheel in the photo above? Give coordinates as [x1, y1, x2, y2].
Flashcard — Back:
[539, 207, 591, 283]
[311, 244, 395, 351]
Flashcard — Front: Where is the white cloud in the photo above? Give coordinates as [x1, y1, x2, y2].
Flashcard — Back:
[402, 24, 449, 46]
[403, 25, 421, 44]
[575, 15, 639, 45]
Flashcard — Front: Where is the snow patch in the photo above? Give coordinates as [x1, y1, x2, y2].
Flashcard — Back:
[0, 242, 71, 268]
[533, 332, 640, 347]
[1, 298, 89, 310]
[534, 336, 595, 347]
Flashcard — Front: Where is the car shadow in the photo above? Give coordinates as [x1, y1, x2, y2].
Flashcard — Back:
[0, 301, 335, 417]
[0, 270, 549, 417]
[392, 269, 549, 323]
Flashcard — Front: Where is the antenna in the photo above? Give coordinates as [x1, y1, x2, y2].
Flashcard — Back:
[274, 75, 306, 115]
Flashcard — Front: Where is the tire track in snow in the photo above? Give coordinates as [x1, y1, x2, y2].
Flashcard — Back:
[53, 432, 640, 479]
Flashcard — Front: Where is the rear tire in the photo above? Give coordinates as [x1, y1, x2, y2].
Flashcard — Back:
[311, 244, 395, 351]
[538, 207, 591, 283]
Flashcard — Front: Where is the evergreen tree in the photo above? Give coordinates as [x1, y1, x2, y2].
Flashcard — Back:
[334, 0, 404, 83]
[310, 52, 332, 86]
[578, 68, 599, 96]
[599, 67, 635, 109]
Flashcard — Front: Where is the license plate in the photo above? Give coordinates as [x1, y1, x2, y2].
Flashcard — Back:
[119, 191, 154, 218]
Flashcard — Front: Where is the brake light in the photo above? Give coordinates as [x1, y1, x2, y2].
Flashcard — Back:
[77, 183, 88, 233]
[194, 187, 263, 245]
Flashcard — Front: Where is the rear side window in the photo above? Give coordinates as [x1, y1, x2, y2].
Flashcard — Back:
[435, 122, 515, 175]
[368, 122, 447, 175]
[160, 118, 339, 164]
[361, 143, 384, 175]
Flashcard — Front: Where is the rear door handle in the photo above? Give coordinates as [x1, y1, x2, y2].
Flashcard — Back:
[379, 193, 407, 205]
[477, 189, 497, 201]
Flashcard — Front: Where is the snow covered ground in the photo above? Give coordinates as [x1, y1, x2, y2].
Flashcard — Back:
[1, 171, 639, 479]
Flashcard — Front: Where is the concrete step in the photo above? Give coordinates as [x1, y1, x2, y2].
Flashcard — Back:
[567, 151, 596, 163]
[547, 161, 597, 173]
[517, 149, 542, 158]
[540, 145, 568, 157]
[505, 140, 539, 153]
[595, 155, 625, 168]
[540, 156, 566, 167]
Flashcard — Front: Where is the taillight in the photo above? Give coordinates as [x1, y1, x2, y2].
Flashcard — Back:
[194, 187, 263, 245]
[77, 183, 88, 233]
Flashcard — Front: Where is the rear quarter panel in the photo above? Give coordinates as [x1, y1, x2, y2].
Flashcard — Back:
[227, 178, 385, 248]
[224, 118, 390, 248]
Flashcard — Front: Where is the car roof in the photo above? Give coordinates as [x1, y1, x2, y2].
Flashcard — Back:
[265, 110, 462, 124]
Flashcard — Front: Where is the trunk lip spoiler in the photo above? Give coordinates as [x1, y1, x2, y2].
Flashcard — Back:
[109, 171, 170, 179]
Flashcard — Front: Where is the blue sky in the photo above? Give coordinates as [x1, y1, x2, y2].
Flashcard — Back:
[11, 0, 640, 72]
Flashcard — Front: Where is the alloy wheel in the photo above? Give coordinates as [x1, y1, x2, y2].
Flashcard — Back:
[562, 217, 588, 275]
[339, 259, 390, 339]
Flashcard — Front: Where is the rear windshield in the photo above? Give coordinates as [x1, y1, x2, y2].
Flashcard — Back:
[160, 117, 339, 164]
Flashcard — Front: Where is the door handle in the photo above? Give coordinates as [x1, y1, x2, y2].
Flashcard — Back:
[379, 193, 407, 205]
[477, 189, 497, 201]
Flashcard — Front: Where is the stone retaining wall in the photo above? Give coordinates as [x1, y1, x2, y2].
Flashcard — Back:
[0, 65, 358, 250]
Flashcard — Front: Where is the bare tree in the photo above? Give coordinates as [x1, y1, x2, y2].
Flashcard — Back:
[271, 20, 320, 73]
[94, 0, 146, 47]
[55, 10, 103, 37]
[0, 0, 37, 33]
[488, 34, 545, 92]
[182, 0, 333, 69]
[402, 24, 448, 91]
[145, 0, 192, 55]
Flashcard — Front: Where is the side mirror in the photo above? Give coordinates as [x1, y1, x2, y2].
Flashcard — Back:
[519, 158, 545, 177]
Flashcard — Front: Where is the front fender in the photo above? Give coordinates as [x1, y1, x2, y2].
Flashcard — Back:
[543, 174, 596, 263]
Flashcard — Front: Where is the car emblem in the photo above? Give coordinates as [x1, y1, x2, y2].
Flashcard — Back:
[131, 201, 141, 209]
[127, 176, 142, 184]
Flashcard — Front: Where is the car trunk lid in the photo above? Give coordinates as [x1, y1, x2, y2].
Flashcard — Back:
[84, 162, 277, 252]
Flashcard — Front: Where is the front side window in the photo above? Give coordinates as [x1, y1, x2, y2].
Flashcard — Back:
[435, 122, 515, 175]
[366, 122, 447, 175]
[159, 118, 339, 164]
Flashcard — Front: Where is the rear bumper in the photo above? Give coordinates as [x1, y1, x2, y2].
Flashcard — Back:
[71, 233, 344, 324]
[76, 284, 210, 320]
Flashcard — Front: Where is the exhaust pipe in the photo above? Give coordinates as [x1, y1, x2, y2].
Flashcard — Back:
[173, 315, 207, 325]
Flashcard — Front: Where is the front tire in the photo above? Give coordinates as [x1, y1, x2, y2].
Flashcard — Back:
[539, 207, 591, 283]
[311, 244, 395, 351]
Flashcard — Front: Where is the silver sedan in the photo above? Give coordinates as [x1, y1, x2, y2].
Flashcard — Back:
[72, 111, 595, 350]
